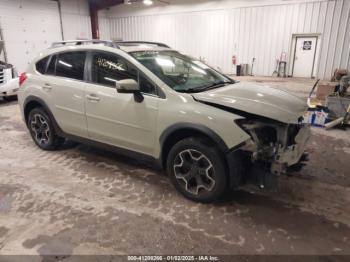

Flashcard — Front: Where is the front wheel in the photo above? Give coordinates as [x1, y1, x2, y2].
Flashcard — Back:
[166, 137, 228, 203]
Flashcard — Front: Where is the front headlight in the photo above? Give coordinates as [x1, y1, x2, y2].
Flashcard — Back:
[235, 119, 279, 146]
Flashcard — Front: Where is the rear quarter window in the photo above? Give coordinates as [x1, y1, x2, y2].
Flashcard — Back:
[35, 56, 50, 74]
[46, 55, 57, 75]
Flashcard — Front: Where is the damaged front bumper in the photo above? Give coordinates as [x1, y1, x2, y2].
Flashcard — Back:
[270, 126, 311, 175]
[230, 119, 311, 189]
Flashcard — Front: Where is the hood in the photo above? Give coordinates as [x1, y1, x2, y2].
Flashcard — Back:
[192, 82, 308, 124]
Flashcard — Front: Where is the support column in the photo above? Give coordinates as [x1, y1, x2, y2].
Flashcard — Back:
[89, 4, 99, 39]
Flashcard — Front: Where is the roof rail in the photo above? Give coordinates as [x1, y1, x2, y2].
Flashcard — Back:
[113, 41, 170, 48]
[51, 40, 119, 48]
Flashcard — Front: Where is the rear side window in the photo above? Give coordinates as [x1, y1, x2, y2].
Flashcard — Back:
[36, 56, 50, 74]
[46, 55, 57, 75]
[91, 52, 137, 87]
[56, 52, 86, 81]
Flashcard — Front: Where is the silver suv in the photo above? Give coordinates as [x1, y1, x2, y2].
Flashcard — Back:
[18, 40, 310, 202]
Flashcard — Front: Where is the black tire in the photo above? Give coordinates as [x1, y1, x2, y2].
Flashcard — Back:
[3, 95, 17, 101]
[27, 107, 65, 150]
[166, 137, 228, 203]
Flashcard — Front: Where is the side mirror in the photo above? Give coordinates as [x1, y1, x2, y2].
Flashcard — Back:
[116, 78, 144, 103]
[116, 79, 139, 93]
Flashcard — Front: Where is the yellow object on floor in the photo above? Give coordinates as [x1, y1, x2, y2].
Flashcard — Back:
[307, 97, 325, 108]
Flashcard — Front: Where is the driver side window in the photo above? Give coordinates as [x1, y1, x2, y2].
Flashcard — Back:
[91, 51, 158, 96]
[91, 52, 137, 87]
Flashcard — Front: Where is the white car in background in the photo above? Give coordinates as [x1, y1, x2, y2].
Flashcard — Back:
[0, 41, 18, 100]
[0, 78, 19, 100]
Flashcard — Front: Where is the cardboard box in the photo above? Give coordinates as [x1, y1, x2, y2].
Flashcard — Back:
[302, 107, 329, 127]
[316, 84, 336, 100]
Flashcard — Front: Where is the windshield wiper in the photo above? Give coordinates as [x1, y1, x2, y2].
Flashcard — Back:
[197, 81, 231, 91]
[175, 87, 203, 93]
[175, 81, 232, 93]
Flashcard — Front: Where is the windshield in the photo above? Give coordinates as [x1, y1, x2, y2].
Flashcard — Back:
[130, 50, 233, 93]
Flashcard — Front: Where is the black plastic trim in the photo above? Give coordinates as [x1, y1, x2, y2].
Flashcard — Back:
[225, 142, 247, 189]
[159, 123, 229, 168]
[160, 123, 229, 152]
[62, 133, 162, 169]
[23, 96, 63, 133]
[85, 50, 93, 82]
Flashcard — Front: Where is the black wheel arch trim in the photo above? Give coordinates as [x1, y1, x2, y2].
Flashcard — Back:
[23, 95, 64, 136]
[159, 123, 229, 159]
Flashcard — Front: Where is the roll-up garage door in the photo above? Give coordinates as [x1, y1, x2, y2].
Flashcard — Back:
[0, 0, 62, 73]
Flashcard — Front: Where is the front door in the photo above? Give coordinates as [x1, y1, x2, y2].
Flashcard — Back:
[293, 37, 317, 78]
[85, 51, 159, 156]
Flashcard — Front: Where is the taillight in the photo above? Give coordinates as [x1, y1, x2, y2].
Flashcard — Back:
[19, 72, 27, 86]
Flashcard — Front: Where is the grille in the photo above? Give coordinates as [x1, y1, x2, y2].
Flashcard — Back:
[0, 68, 4, 84]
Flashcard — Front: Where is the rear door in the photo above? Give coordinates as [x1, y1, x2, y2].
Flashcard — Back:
[42, 51, 88, 137]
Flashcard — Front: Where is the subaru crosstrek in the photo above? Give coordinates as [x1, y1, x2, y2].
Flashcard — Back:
[18, 40, 310, 202]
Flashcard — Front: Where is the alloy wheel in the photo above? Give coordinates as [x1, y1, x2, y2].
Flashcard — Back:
[173, 149, 215, 195]
[30, 114, 50, 145]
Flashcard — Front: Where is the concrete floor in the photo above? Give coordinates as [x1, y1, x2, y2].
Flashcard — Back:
[0, 77, 350, 256]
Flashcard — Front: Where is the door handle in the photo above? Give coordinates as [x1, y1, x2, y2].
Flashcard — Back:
[42, 83, 52, 91]
[86, 94, 100, 102]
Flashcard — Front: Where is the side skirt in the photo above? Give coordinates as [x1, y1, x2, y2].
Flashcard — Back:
[60, 132, 163, 171]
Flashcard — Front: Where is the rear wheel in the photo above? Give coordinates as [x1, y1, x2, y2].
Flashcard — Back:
[167, 137, 228, 203]
[28, 108, 65, 150]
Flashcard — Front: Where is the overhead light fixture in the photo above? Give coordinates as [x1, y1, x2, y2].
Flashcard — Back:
[143, 0, 153, 5]
[125, 0, 168, 6]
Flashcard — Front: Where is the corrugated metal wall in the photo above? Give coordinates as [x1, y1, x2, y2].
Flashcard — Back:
[98, 10, 112, 40]
[0, 0, 92, 72]
[1, 0, 348, 79]
[107, 0, 350, 80]
[60, 0, 92, 40]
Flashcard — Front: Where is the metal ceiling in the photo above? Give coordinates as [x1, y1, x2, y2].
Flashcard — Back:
[87, 0, 124, 9]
